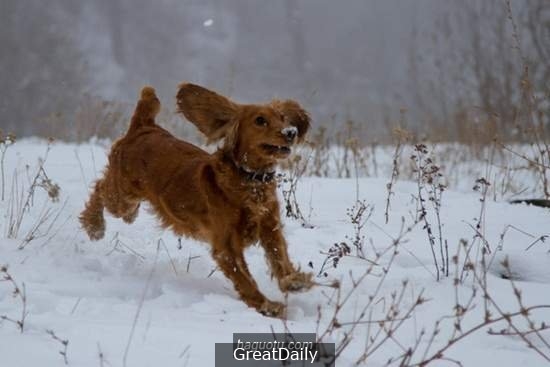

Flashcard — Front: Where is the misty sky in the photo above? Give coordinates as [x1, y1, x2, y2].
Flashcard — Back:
[1, 0, 544, 141]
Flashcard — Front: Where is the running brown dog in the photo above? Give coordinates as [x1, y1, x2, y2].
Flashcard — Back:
[80, 84, 314, 317]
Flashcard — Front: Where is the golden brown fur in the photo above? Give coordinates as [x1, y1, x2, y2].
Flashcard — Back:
[79, 84, 313, 317]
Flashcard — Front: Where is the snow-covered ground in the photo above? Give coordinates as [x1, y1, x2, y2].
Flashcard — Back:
[1, 139, 549, 366]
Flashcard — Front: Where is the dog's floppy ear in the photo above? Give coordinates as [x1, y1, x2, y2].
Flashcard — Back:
[272, 99, 311, 142]
[176, 83, 239, 142]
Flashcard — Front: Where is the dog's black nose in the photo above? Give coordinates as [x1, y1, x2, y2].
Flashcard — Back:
[282, 127, 298, 141]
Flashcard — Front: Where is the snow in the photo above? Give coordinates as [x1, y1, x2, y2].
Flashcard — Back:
[1, 139, 549, 366]
[203, 19, 214, 27]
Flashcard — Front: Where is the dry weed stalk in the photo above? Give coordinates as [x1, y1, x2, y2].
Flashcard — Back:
[46, 329, 69, 365]
[279, 152, 314, 228]
[310, 126, 330, 177]
[123, 241, 161, 367]
[385, 128, 411, 224]
[345, 199, 373, 258]
[0, 130, 16, 201]
[315, 242, 351, 278]
[97, 342, 108, 367]
[333, 121, 368, 180]
[460, 177, 491, 282]
[106, 232, 146, 262]
[411, 143, 448, 281]
[0, 265, 27, 333]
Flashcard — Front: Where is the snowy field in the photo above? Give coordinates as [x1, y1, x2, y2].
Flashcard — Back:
[1, 139, 549, 366]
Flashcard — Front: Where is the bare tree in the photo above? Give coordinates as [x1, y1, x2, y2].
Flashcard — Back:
[0, 0, 89, 135]
[407, 1, 549, 142]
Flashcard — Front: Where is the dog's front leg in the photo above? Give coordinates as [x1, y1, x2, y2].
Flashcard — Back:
[212, 233, 285, 317]
[259, 215, 314, 293]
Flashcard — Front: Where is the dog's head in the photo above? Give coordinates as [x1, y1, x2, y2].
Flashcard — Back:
[176, 83, 310, 171]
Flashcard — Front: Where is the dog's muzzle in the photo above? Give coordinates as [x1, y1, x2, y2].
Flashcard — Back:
[281, 126, 298, 142]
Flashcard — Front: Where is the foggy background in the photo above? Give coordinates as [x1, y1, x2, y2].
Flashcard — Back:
[1, 0, 548, 142]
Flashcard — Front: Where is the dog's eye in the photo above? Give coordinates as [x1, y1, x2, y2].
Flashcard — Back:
[255, 116, 267, 126]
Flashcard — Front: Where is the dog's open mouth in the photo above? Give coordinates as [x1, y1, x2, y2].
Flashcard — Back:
[262, 144, 291, 156]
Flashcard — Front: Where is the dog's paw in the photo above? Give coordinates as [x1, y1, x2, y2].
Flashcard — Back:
[258, 300, 286, 318]
[122, 205, 140, 224]
[80, 218, 105, 241]
[87, 226, 105, 241]
[279, 272, 314, 293]
[79, 216, 105, 241]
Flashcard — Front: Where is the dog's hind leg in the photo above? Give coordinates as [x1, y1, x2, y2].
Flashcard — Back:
[79, 180, 106, 240]
[99, 168, 141, 224]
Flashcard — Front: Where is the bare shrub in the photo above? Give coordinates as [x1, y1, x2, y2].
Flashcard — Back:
[392, 251, 550, 366]
[314, 217, 421, 363]
[332, 121, 368, 179]
[35, 93, 202, 144]
[2, 140, 65, 251]
[315, 242, 351, 278]
[308, 217, 550, 366]
[310, 127, 331, 177]
[73, 95, 131, 141]
[314, 199, 374, 277]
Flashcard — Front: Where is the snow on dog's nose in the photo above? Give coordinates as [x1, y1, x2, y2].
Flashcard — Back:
[281, 126, 298, 142]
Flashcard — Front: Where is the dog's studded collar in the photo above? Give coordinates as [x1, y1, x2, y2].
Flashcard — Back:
[237, 164, 276, 183]
[223, 152, 276, 184]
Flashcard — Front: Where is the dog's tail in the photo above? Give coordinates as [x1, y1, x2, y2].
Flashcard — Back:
[127, 86, 161, 134]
